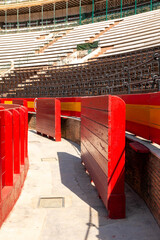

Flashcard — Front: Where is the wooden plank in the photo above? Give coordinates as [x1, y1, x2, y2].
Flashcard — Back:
[81, 107, 109, 127]
[81, 95, 125, 219]
[36, 98, 61, 141]
[120, 92, 160, 145]
[81, 116, 108, 143]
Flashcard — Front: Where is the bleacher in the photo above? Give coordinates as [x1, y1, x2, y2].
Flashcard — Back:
[0, 9, 160, 98]
[99, 9, 160, 56]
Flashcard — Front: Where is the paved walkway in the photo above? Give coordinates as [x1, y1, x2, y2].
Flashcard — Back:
[0, 130, 159, 240]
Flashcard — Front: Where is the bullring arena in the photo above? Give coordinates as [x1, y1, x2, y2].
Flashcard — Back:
[0, 0, 160, 239]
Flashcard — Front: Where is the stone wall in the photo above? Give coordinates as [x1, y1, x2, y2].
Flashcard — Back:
[125, 137, 160, 226]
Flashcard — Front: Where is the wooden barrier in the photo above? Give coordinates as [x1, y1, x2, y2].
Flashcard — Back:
[1, 92, 159, 145]
[120, 92, 160, 145]
[0, 98, 34, 112]
[58, 97, 81, 118]
[36, 98, 61, 141]
[81, 95, 126, 219]
[0, 104, 29, 228]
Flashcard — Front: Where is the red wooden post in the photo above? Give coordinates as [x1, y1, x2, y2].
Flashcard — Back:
[12, 109, 20, 174]
[0, 110, 13, 186]
[55, 99, 61, 141]
[0, 103, 29, 228]
[22, 106, 28, 161]
[81, 95, 125, 219]
[36, 98, 61, 142]
[0, 116, 1, 227]
[19, 107, 25, 165]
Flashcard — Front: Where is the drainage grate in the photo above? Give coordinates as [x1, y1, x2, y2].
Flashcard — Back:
[41, 157, 58, 162]
[38, 197, 65, 208]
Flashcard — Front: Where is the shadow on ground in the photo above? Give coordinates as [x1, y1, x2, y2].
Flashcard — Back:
[57, 150, 160, 240]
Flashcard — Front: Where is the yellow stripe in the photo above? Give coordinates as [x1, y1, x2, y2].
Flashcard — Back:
[27, 101, 34, 109]
[4, 101, 12, 104]
[61, 102, 81, 112]
[126, 104, 160, 129]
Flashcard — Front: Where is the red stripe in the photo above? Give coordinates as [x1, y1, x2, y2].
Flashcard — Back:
[58, 97, 81, 103]
[120, 92, 160, 106]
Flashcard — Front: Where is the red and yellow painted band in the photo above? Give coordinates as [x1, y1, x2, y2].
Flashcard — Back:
[27, 101, 34, 109]
[126, 104, 160, 130]
[4, 100, 12, 104]
[3, 100, 35, 109]
[61, 102, 81, 112]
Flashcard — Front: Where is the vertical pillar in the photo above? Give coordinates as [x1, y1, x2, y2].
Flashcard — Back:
[66, 1, 68, 23]
[29, 7, 31, 28]
[79, 0, 82, 25]
[42, 5, 43, 30]
[92, 0, 94, 23]
[106, 0, 108, 21]
[53, 3, 55, 30]
[5, 10, 7, 32]
[17, 8, 19, 31]
[135, 0, 137, 14]
[120, 0, 123, 18]
[150, 0, 153, 11]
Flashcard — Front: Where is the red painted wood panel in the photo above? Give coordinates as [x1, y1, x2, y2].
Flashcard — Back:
[0, 110, 13, 187]
[12, 99, 28, 109]
[19, 108, 25, 165]
[12, 109, 20, 174]
[120, 92, 160, 145]
[58, 97, 81, 117]
[36, 98, 61, 141]
[81, 95, 125, 219]
[0, 98, 34, 112]
[0, 103, 29, 228]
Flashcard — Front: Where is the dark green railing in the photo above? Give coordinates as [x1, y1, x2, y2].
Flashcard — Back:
[0, 0, 160, 33]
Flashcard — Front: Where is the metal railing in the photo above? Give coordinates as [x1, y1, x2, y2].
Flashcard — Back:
[1, 46, 160, 98]
[0, 1, 160, 33]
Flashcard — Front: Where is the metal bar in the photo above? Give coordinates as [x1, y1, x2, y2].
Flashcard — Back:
[150, 0, 153, 11]
[120, 0, 123, 18]
[5, 10, 7, 32]
[53, 2, 55, 30]
[92, 0, 94, 23]
[42, 5, 43, 30]
[66, 1, 68, 23]
[106, 0, 108, 21]
[79, 0, 82, 25]
[29, 7, 31, 28]
[135, 0, 137, 15]
[17, 8, 19, 31]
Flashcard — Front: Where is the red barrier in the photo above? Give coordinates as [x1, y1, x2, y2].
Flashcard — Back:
[0, 104, 29, 228]
[36, 98, 61, 141]
[19, 107, 25, 165]
[81, 95, 126, 219]
[12, 109, 20, 174]
[0, 93, 159, 145]
[0, 109, 13, 187]
[120, 92, 160, 145]
[0, 98, 34, 112]
[12, 99, 28, 109]
[58, 97, 81, 118]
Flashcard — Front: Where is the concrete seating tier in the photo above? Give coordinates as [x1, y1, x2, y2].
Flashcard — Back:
[99, 9, 160, 57]
[1, 45, 159, 98]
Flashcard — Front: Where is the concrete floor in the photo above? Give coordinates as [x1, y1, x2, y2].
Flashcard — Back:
[0, 130, 159, 240]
